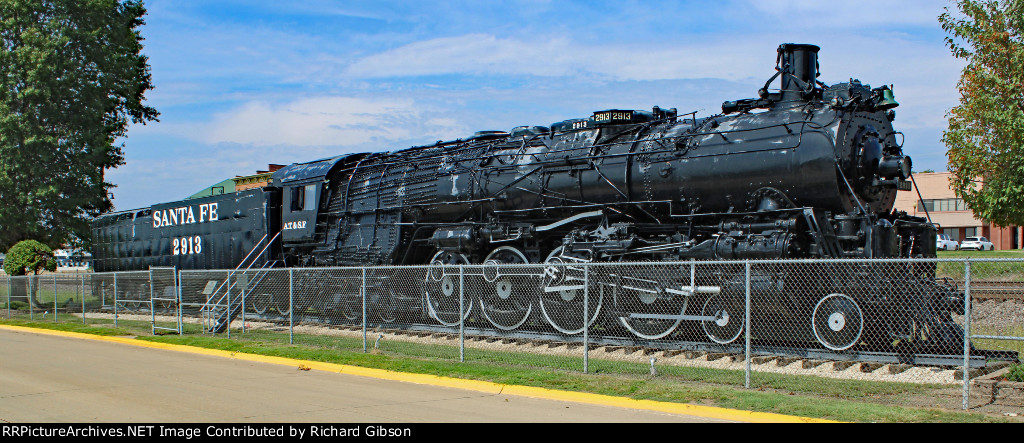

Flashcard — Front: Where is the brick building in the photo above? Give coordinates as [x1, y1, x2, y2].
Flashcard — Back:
[893, 172, 1022, 250]
[233, 164, 285, 192]
[186, 164, 285, 200]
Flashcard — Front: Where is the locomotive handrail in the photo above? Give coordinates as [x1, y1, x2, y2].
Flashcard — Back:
[225, 232, 270, 276]
[203, 257, 283, 334]
[198, 231, 274, 307]
[198, 231, 281, 329]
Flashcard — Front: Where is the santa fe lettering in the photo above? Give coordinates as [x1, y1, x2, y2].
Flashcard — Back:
[153, 203, 219, 228]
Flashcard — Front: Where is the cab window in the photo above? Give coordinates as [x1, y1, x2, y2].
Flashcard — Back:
[291, 184, 317, 212]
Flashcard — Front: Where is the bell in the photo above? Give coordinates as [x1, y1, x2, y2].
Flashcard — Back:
[876, 87, 899, 110]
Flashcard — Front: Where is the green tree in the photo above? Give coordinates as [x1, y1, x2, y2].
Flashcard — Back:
[940, 0, 1024, 226]
[0, 0, 158, 251]
[3, 239, 56, 276]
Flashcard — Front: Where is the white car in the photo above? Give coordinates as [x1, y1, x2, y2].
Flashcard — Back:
[960, 236, 994, 251]
[936, 234, 959, 251]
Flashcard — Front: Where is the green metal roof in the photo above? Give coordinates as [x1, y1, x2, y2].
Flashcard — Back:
[186, 178, 236, 200]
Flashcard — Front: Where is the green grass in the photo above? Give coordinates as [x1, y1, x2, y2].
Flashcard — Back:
[937, 250, 1024, 259]
[935, 251, 1024, 281]
[0, 316, 1015, 423]
[0, 317, 136, 336]
[972, 324, 1024, 362]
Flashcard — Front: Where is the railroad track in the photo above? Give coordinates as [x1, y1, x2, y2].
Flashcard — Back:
[119, 307, 1017, 370]
[968, 281, 1024, 301]
[87, 301, 1017, 373]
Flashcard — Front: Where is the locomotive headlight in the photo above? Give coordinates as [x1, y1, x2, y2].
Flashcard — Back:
[877, 155, 912, 180]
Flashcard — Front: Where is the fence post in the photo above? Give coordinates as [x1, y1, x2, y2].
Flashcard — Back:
[149, 270, 155, 335]
[962, 259, 972, 410]
[53, 274, 58, 323]
[176, 268, 182, 334]
[584, 264, 589, 374]
[29, 276, 34, 320]
[113, 273, 118, 328]
[241, 273, 246, 334]
[6, 276, 10, 318]
[366, 266, 370, 351]
[744, 260, 751, 389]
[289, 269, 294, 345]
[459, 265, 465, 363]
[81, 274, 86, 324]
[226, 273, 231, 339]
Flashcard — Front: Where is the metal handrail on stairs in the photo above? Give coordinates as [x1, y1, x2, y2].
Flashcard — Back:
[201, 232, 281, 333]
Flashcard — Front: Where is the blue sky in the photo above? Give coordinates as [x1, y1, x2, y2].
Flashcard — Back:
[110, 0, 966, 211]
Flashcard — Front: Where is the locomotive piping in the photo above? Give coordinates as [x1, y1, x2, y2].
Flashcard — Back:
[835, 163, 870, 216]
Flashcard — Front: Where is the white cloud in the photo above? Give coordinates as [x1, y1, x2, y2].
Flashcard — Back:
[344, 34, 776, 81]
[743, 0, 946, 28]
[342, 29, 959, 88]
[202, 96, 467, 147]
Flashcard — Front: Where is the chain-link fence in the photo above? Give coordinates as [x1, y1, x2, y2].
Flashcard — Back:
[3, 274, 90, 322]
[959, 260, 1024, 409]
[2, 257, 1022, 411]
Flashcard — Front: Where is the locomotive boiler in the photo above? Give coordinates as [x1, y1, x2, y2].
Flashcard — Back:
[92, 43, 964, 355]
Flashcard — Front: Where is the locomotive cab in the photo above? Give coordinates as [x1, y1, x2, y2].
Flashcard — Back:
[271, 155, 350, 264]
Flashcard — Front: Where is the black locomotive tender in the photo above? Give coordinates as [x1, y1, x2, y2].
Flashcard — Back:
[93, 44, 968, 355]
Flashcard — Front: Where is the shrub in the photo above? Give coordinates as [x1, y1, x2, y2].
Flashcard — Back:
[1005, 363, 1024, 383]
[3, 240, 57, 276]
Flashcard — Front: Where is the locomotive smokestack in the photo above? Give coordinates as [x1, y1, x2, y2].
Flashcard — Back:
[778, 43, 820, 101]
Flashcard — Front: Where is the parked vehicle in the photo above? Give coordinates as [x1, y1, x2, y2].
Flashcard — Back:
[936, 234, 959, 251]
[960, 236, 994, 251]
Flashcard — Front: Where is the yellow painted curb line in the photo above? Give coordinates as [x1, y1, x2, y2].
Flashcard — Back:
[0, 324, 836, 423]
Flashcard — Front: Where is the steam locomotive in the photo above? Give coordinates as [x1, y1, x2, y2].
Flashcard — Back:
[92, 44, 965, 354]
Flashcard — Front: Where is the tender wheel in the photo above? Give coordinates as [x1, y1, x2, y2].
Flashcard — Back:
[326, 278, 361, 323]
[249, 292, 271, 316]
[370, 286, 399, 324]
[273, 295, 291, 316]
[479, 246, 533, 331]
[701, 293, 744, 344]
[539, 247, 601, 335]
[275, 276, 314, 317]
[812, 293, 864, 351]
[425, 250, 472, 326]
